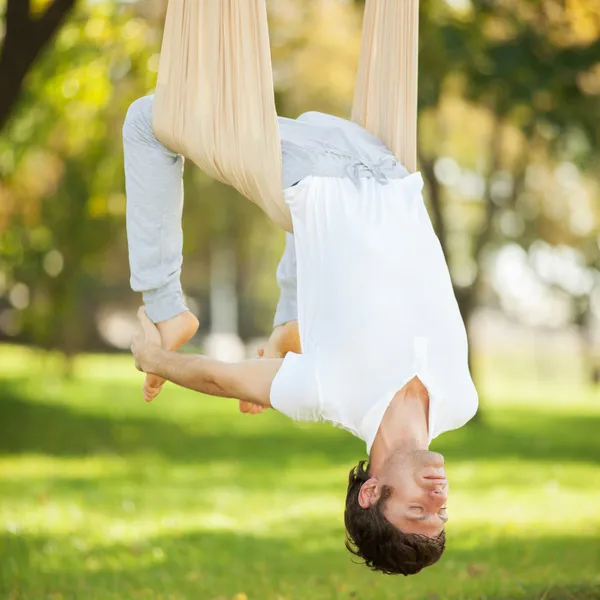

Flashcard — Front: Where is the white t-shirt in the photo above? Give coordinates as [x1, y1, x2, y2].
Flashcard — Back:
[270, 173, 478, 453]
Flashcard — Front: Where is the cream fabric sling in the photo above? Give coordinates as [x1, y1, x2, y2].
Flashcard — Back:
[152, 0, 289, 230]
[351, 0, 419, 175]
[153, 0, 420, 232]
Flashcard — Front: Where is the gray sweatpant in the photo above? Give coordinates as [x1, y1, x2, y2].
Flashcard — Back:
[123, 96, 187, 323]
[123, 95, 408, 325]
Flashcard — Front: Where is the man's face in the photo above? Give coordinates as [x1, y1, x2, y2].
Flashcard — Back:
[378, 450, 448, 537]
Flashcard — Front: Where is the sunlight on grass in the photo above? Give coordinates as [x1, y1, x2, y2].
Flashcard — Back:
[1, 344, 599, 599]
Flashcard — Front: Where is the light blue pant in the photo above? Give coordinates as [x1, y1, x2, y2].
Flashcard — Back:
[123, 96, 409, 324]
[123, 96, 188, 323]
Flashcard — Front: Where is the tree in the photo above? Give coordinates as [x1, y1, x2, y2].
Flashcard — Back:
[1, 0, 598, 370]
[0, 0, 163, 354]
[0, 0, 78, 131]
[417, 0, 600, 384]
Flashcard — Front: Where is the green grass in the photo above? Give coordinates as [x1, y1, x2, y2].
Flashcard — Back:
[1, 344, 599, 600]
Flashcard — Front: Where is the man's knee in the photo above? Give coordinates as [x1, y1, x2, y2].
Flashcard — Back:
[123, 95, 155, 143]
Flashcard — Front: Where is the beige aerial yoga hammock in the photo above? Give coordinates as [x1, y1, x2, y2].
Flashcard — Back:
[152, 0, 419, 233]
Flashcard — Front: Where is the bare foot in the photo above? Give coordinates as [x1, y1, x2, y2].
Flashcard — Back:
[143, 310, 199, 402]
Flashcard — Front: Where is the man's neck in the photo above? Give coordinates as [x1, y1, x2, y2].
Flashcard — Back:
[369, 377, 430, 476]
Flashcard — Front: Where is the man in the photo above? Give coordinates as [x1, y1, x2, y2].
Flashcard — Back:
[125, 95, 478, 576]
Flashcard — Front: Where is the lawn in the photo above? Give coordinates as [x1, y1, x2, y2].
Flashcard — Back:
[1, 344, 599, 600]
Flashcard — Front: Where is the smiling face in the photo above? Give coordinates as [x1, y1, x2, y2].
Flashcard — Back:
[358, 450, 448, 538]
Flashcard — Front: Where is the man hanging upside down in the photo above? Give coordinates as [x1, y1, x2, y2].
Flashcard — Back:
[124, 95, 478, 576]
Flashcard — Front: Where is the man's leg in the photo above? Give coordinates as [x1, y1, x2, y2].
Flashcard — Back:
[123, 95, 199, 401]
[240, 232, 301, 415]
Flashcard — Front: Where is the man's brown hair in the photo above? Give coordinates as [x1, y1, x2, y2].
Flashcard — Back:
[344, 460, 446, 575]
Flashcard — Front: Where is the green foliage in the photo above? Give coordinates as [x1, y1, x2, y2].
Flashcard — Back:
[0, 346, 599, 599]
[0, 0, 163, 351]
[416, 0, 600, 361]
[0, 0, 599, 355]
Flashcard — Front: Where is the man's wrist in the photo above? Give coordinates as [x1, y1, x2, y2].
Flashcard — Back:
[144, 345, 165, 375]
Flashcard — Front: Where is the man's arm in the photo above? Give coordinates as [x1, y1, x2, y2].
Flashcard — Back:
[131, 308, 282, 407]
[153, 351, 282, 406]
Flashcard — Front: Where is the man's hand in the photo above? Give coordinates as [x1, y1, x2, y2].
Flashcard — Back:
[238, 320, 300, 415]
[131, 307, 162, 375]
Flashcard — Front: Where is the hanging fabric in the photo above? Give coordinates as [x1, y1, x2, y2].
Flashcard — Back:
[152, 0, 289, 230]
[152, 0, 420, 232]
[351, 0, 420, 174]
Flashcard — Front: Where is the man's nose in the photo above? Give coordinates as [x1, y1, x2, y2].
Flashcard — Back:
[428, 487, 448, 505]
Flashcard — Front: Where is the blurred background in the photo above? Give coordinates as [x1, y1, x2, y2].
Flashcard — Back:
[1, 1, 599, 599]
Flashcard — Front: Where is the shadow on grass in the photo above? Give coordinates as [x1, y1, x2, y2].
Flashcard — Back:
[2, 529, 599, 600]
[438, 410, 600, 465]
[0, 380, 360, 466]
[2, 378, 600, 469]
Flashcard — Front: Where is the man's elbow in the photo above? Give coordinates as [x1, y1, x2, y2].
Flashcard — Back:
[223, 362, 274, 408]
[186, 356, 234, 398]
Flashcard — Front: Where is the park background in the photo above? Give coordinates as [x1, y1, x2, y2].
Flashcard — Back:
[1, 0, 599, 598]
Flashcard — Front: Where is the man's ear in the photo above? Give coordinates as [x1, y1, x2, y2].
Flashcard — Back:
[358, 477, 382, 509]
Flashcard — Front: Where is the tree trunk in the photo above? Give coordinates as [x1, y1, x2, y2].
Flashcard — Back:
[0, 0, 77, 131]
[455, 284, 483, 422]
[419, 152, 448, 257]
[420, 152, 483, 422]
[574, 297, 600, 388]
